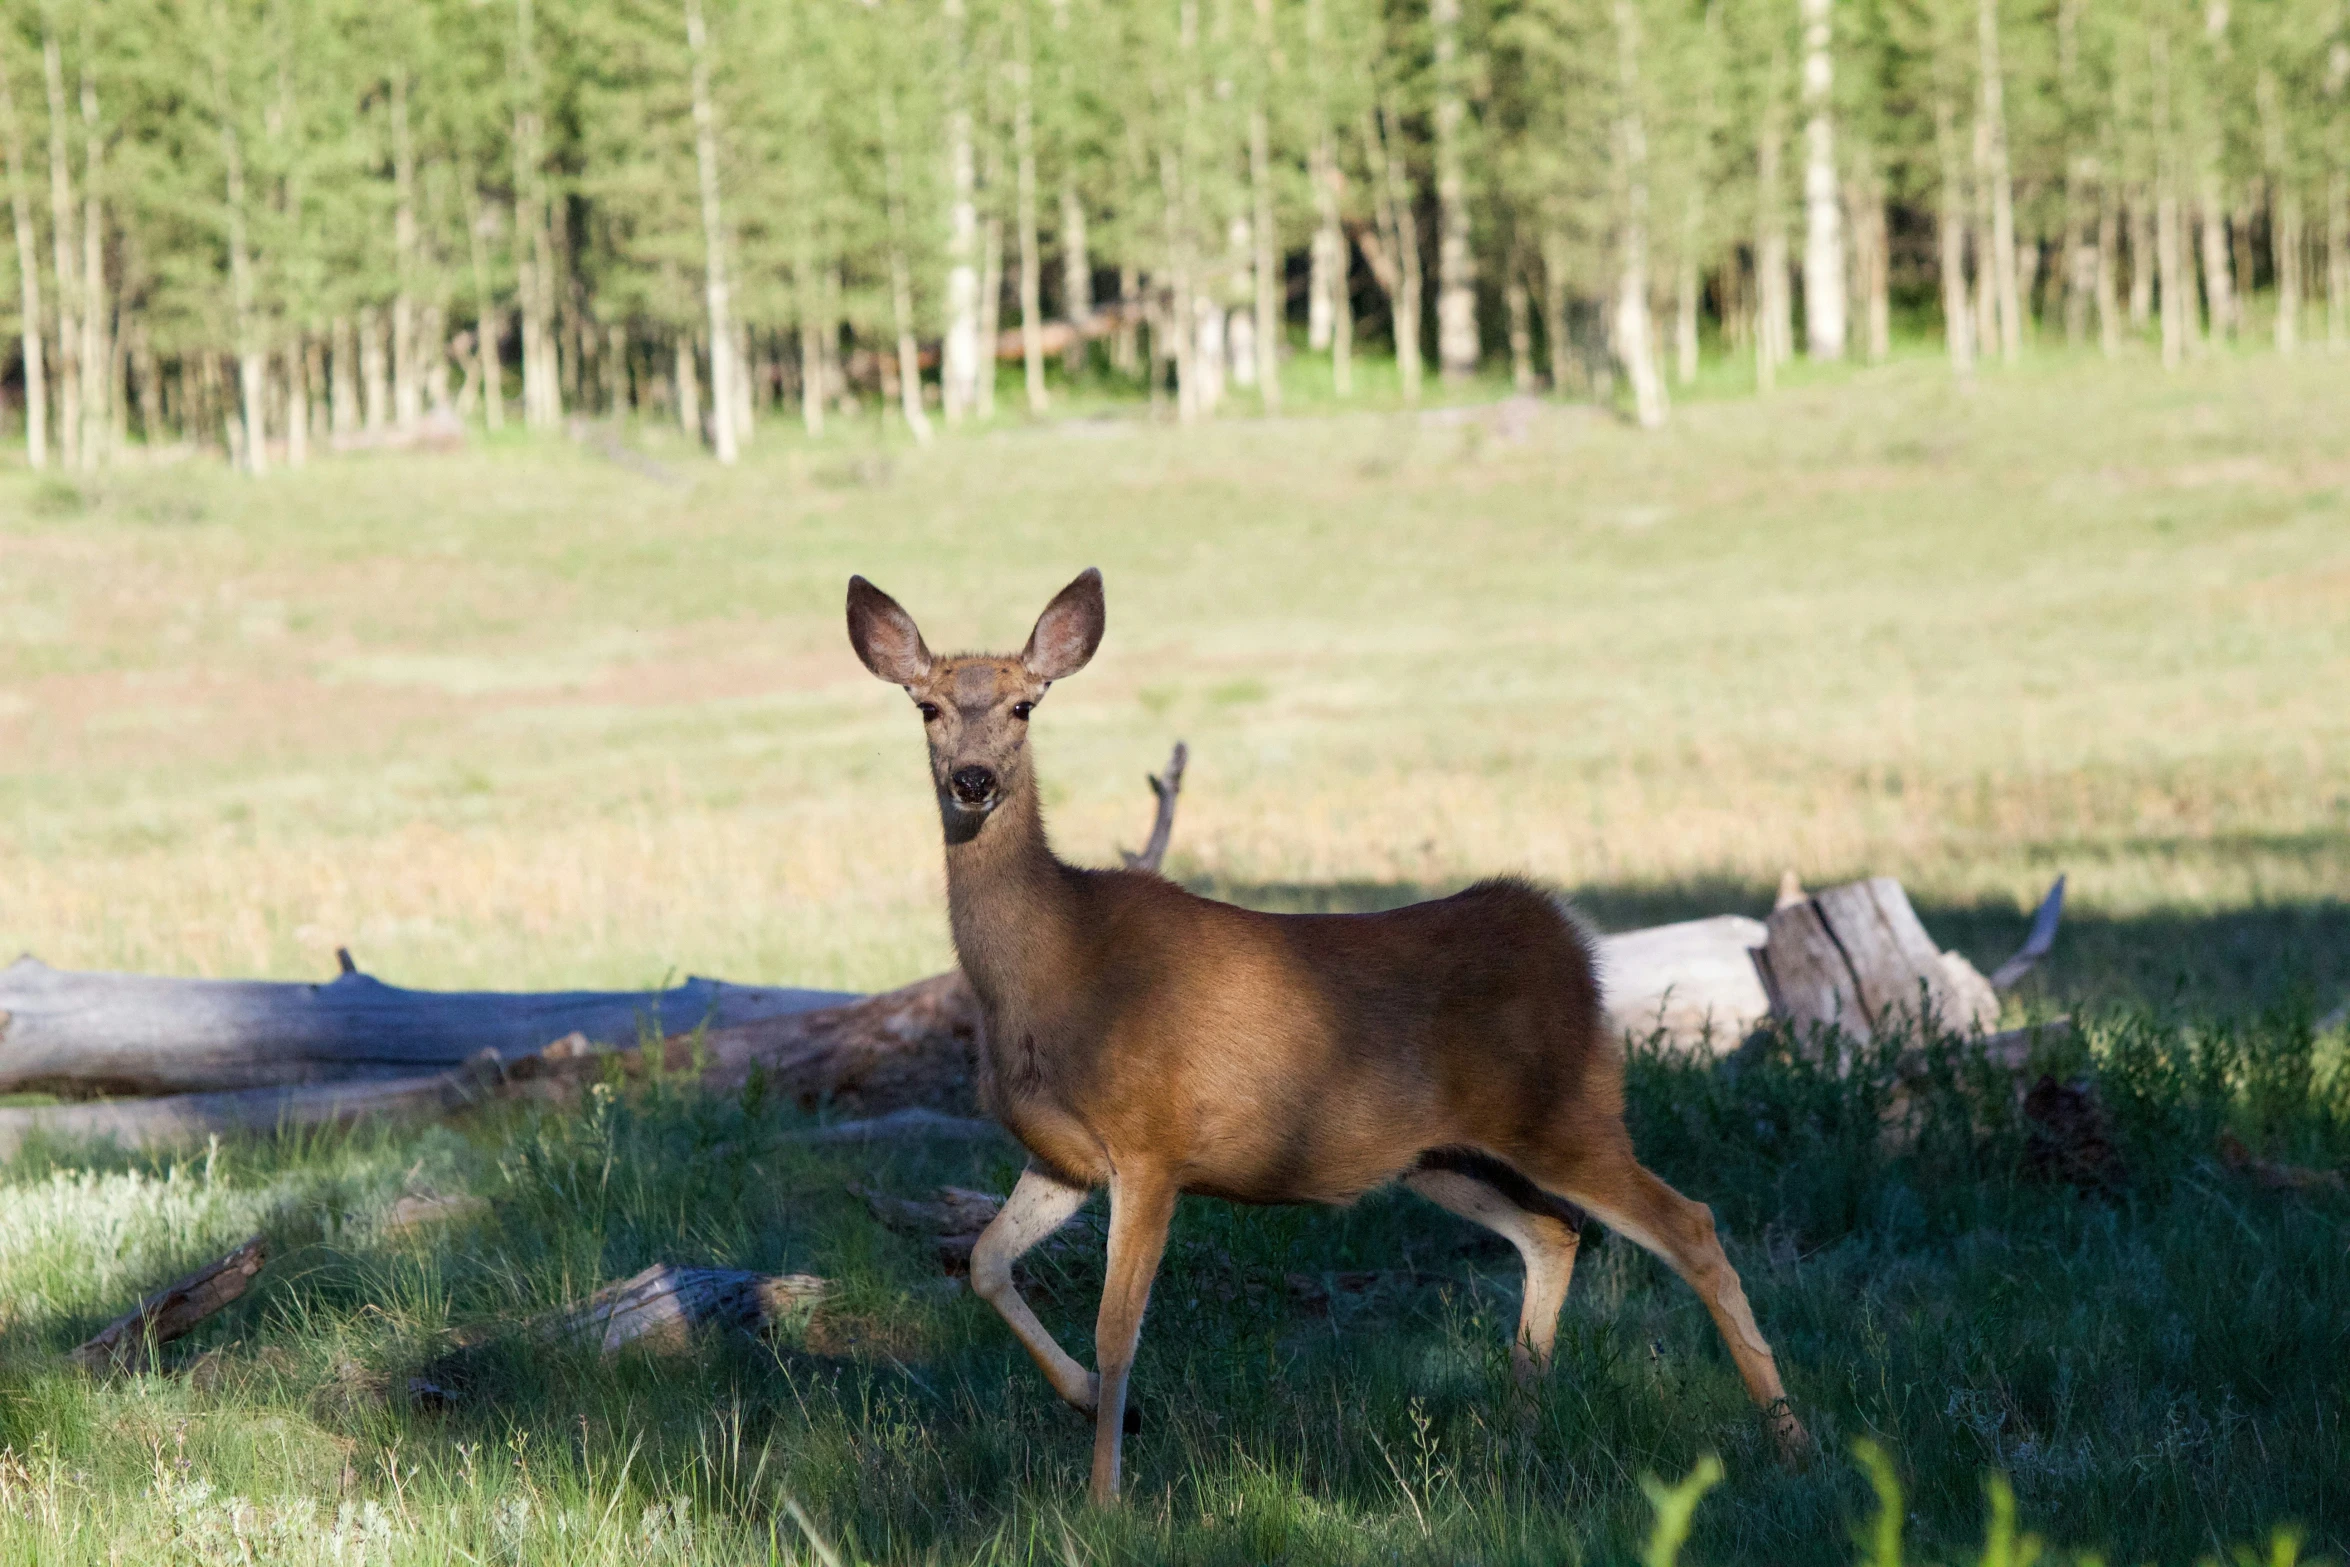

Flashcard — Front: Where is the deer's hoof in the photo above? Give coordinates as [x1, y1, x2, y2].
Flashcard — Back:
[1764, 1402, 1813, 1466]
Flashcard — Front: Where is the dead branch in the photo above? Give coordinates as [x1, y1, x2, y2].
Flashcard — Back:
[1989, 876, 2067, 990]
[1120, 741, 1188, 873]
[72, 1235, 269, 1373]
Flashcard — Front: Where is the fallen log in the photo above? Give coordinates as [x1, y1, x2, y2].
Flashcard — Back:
[1597, 915, 1773, 1052]
[0, 1054, 509, 1161]
[0, 956, 855, 1098]
[71, 1235, 269, 1373]
[553, 1264, 829, 1355]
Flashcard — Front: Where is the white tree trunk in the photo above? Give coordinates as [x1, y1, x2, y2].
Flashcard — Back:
[0, 60, 47, 470]
[685, 0, 738, 462]
[464, 181, 505, 431]
[77, 56, 107, 468]
[513, 0, 561, 430]
[2330, 165, 2348, 351]
[360, 306, 389, 430]
[391, 71, 421, 430]
[1012, 5, 1047, 416]
[1798, 0, 1844, 360]
[941, 0, 980, 424]
[1508, 270, 1536, 390]
[2196, 179, 2233, 342]
[976, 213, 1002, 420]
[1432, 0, 1476, 380]
[877, 90, 933, 444]
[1612, 0, 1666, 429]
[41, 33, 78, 471]
[1368, 103, 1424, 404]
[1978, 0, 2020, 361]
[1934, 92, 1975, 376]
[283, 336, 308, 466]
[1755, 77, 1790, 391]
[2150, 28, 2187, 369]
[1248, 101, 1281, 411]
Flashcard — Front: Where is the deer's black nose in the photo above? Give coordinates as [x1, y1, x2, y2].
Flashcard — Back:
[950, 765, 998, 805]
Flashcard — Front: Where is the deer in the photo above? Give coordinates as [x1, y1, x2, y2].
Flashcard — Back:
[844, 567, 1808, 1504]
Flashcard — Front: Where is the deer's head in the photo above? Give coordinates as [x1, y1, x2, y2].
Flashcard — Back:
[846, 569, 1104, 838]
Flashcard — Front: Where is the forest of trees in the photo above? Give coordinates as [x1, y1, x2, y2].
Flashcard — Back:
[2, 0, 2344, 471]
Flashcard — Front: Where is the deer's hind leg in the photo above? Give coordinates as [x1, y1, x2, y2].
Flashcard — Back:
[1519, 1135, 1810, 1458]
[970, 1165, 1099, 1414]
[1405, 1150, 1586, 1386]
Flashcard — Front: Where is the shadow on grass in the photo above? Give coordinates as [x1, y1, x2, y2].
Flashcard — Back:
[1188, 870, 2350, 1021]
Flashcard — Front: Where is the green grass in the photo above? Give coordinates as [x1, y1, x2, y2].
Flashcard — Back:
[1, 345, 2347, 1560]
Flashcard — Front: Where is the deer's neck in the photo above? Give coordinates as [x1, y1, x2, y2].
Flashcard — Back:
[942, 772, 1080, 1015]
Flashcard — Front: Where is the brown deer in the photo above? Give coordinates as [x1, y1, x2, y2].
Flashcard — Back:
[845, 568, 1807, 1503]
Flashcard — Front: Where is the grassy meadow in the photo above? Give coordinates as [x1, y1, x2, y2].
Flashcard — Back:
[0, 348, 2347, 1562]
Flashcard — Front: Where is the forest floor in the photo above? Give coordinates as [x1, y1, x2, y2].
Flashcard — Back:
[0, 347, 2345, 1562]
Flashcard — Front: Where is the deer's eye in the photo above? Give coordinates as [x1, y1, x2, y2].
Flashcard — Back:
[1011, 701, 1034, 721]
[917, 702, 941, 722]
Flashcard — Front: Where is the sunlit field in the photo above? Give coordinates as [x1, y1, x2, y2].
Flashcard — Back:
[1, 349, 2346, 1563]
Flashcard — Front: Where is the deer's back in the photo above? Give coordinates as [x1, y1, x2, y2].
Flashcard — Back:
[983, 874, 1617, 1205]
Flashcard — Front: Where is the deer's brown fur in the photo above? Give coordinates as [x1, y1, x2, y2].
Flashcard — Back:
[846, 568, 1807, 1503]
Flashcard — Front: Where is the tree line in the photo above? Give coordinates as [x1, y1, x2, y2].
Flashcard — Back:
[3, 0, 2343, 472]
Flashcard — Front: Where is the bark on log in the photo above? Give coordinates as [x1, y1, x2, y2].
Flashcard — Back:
[553, 1264, 829, 1354]
[0, 1054, 509, 1161]
[1596, 915, 1773, 1053]
[71, 1234, 268, 1373]
[0, 954, 854, 1097]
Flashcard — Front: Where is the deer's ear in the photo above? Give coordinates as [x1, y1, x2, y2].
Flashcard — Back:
[1022, 568, 1105, 681]
[846, 576, 934, 685]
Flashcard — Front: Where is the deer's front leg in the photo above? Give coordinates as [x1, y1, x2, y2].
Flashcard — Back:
[970, 1165, 1096, 1412]
[1091, 1164, 1177, 1504]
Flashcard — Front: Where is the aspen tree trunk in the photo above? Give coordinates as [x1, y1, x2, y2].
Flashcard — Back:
[941, 0, 980, 424]
[1611, 0, 1666, 427]
[1431, 0, 1477, 380]
[0, 61, 47, 469]
[1012, 0, 1047, 415]
[463, 182, 505, 431]
[1158, 141, 1199, 422]
[1798, 0, 1844, 360]
[1851, 159, 1892, 361]
[77, 50, 106, 467]
[1049, 0, 1091, 375]
[283, 337, 308, 466]
[1541, 231, 1572, 392]
[2330, 166, 2349, 350]
[684, 0, 738, 462]
[214, 56, 265, 474]
[1370, 102, 1424, 404]
[360, 307, 389, 430]
[1934, 91, 1976, 376]
[2151, 28, 2187, 369]
[2256, 70, 2298, 354]
[2095, 177, 2122, 354]
[1247, 0, 1281, 412]
[674, 333, 700, 440]
[2196, 178, 2233, 342]
[41, 33, 78, 470]
[1754, 59, 1791, 391]
[513, 0, 561, 430]
[977, 213, 1002, 419]
[1304, 0, 1345, 384]
[1674, 241, 1700, 384]
[2130, 197, 2155, 327]
[386, 71, 418, 429]
[878, 90, 934, 444]
[1977, 0, 2020, 361]
[1971, 114, 1998, 351]
[329, 317, 357, 433]
[796, 253, 826, 438]
[1507, 268, 1536, 390]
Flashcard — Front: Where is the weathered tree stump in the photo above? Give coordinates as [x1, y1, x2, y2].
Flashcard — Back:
[1751, 877, 2002, 1040]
